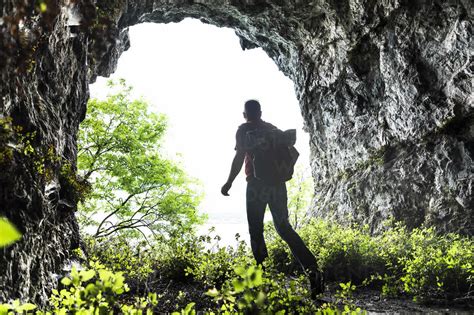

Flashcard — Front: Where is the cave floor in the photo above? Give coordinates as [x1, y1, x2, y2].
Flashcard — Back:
[319, 284, 473, 314]
[124, 279, 473, 314]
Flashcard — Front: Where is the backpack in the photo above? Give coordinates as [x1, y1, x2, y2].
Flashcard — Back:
[245, 128, 299, 184]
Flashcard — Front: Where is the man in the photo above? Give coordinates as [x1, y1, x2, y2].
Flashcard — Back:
[221, 99, 324, 298]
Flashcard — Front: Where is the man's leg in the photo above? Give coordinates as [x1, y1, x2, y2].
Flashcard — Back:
[246, 178, 268, 265]
[268, 182, 324, 297]
[268, 182, 317, 269]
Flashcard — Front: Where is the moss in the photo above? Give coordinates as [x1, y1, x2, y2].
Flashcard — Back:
[0, 117, 15, 167]
[0, 116, 90, 205]
[96, 0, 126, 22]
[59, 162, 91, 204]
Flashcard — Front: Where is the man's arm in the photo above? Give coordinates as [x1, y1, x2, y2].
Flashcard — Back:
[221, 150, 245, 196]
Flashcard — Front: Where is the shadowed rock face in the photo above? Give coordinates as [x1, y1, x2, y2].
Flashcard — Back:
[0, 0, 472, 303]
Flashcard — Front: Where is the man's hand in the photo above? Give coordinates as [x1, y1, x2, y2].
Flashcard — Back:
[222, 150, 244, 197]
[221, 182, 232, 196]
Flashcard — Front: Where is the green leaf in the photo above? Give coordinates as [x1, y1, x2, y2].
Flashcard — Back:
[0, 304, 12, 315]
[184, 302, 195, 313]
[256, 291, 266, 305]
[206, 288, 219, 297]
[61, 277, 72, 286]
[17, 303, 37, 312]
[234, 266, 246, 276]
[80, 269, 96, 282]
[0, 218, 21, 248]
[232, 279, 244, 293]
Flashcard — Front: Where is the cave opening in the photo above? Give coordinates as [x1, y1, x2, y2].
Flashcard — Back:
[88, 18, 312, 246]
[1, 0, 472, 305]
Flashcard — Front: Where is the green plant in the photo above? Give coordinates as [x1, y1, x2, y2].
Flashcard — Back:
[77, 79, 204, 240]
[207, 264, 319, 314]
[335, 281, 358, 311]
[0, 262, 159, 314]
[171, 303, 196, 315]
[297, 219, 473, 301]
[50, 262, 129, 312]
[0, 300, 37, 315]
[299, 219, 386, 283]
[395, 228, 473, 301]
[185, 230, 253, 288]
[85, 236, 156, 282]
[50, 261, 158, 314]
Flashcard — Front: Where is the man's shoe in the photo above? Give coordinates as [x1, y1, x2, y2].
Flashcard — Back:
[309, 270, 324, 299]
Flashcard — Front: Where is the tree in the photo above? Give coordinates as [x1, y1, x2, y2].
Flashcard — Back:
[286, 164, 314, 229]
[77, 79, 204, 241]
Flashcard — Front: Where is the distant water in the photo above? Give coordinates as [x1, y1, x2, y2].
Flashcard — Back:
[198, 208, 250, 247]
[197, 207, 274, 248]
[198, 223, 250, 248]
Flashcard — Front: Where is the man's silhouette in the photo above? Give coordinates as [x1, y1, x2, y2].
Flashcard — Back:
[221, 100, 324, 298]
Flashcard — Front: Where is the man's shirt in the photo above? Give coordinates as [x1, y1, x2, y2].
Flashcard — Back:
[235, 120, 276, 181]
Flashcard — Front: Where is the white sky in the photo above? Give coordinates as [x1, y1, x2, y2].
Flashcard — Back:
[89, 19, 310, 245]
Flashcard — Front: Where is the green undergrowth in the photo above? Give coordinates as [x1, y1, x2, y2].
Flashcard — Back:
[0, 219, 472, 314]
[298, 220, 472, 302]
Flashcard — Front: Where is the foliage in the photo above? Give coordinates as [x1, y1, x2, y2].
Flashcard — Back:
[51, 262, 130, 312]
[0, 262, 158, 314]
[153, 232, 207, 283]
[207, 264, 312, 314]
[84, 236, 156, 282]
[298, 219, 474, 301]
[0, 218, 21, 248]
[2, 218, 471, 313]
[379, 224, 474, 301]
[0, 300, 37, 315]
[265, 217, 473, 301]
[83, 228, 251, 289]
[335, 281, 357, 310]
[77, 79, 204, 240]
[300, 219, 386, 284]
[286, 165, 314, 229]
[207, 264, 365, 315]
[184, 231, 253, 288]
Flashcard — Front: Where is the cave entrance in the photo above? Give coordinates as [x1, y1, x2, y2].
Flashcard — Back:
[89, 18, 311, 245]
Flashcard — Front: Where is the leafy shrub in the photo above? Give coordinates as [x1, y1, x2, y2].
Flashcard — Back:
[0, 262, 158, 314]
[207, 264, 365, 314]
[265, 222, 298, 275]
[207, 264, 315, 314]
[158, 233, 206, 282]
[85, 237, 156, 283]
[50, 261, 130, 313]
[0, 300, 37, 315]
[381, 226, 473, 300]
[296, 219, 473, 301]
[185, 232, 253, 288]
[2, 218, 471, 313]
[299, 219, 386, 283]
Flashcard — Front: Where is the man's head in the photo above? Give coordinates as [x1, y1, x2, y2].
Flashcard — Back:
[244, 99, 262, 121]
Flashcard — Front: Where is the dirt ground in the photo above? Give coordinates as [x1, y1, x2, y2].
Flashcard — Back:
[320, 288, 473, 314]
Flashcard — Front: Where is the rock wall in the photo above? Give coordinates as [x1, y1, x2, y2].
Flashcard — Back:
[0, 1, 89, 303]
[0, 0, 472, 303]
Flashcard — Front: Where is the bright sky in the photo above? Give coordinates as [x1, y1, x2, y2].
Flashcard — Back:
[89, 19, 310, 245]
